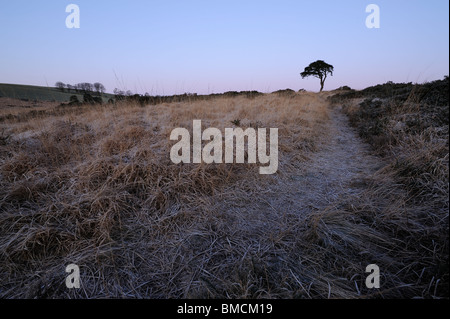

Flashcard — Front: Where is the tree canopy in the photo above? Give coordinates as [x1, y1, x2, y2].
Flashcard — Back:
[300, 60, 334, 92]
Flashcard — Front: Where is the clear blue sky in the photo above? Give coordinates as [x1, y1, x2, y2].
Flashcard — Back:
[0, 0, 448, 94]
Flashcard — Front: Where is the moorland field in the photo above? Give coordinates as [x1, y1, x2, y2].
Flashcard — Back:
[0, 79, 448, 298]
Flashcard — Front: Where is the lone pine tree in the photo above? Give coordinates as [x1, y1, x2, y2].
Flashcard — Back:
[300, 60, 334, 92]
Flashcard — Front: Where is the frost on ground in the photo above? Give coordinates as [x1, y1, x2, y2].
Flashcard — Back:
[0, 89, 447, 298]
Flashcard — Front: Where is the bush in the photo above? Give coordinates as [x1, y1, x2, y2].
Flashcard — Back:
[69, 95, 80, 105]
[83, 93, 102, 105]
[230, 119, 241, 126]
[273, 89, 295, 96]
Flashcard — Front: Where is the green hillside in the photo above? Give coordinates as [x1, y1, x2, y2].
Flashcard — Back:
[0, 83, 114, 103]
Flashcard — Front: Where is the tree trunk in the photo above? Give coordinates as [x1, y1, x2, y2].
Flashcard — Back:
[320, 73, 327, 92]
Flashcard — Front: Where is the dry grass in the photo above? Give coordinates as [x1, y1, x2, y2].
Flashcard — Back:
[0, 89, 447, 299]
[0, 93, 328, 298]
[334, 82, 449, 298]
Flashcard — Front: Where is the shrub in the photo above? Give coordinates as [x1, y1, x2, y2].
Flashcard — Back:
[273, 89, 295, 96]
[69, 95, 80, 104]
[83, 93, 102, 105]
[231, 119, 241, 126]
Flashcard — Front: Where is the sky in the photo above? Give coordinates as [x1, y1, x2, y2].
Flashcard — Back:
[0, 0, 449, 94]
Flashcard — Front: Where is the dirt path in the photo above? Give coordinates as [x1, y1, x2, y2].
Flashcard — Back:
[211, 100, 386, 230]
[267, 103, 385, 213]
[185, 99, 391, 297]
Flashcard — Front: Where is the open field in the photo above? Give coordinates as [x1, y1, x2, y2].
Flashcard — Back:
[0, 82, 448, 298]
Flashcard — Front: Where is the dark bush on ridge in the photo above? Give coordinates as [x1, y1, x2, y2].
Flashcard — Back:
[83, 93, 102, 105]
[69, 95, 81, 106]
[112, 90, 265, 106]
[273, 89, 295, 96]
